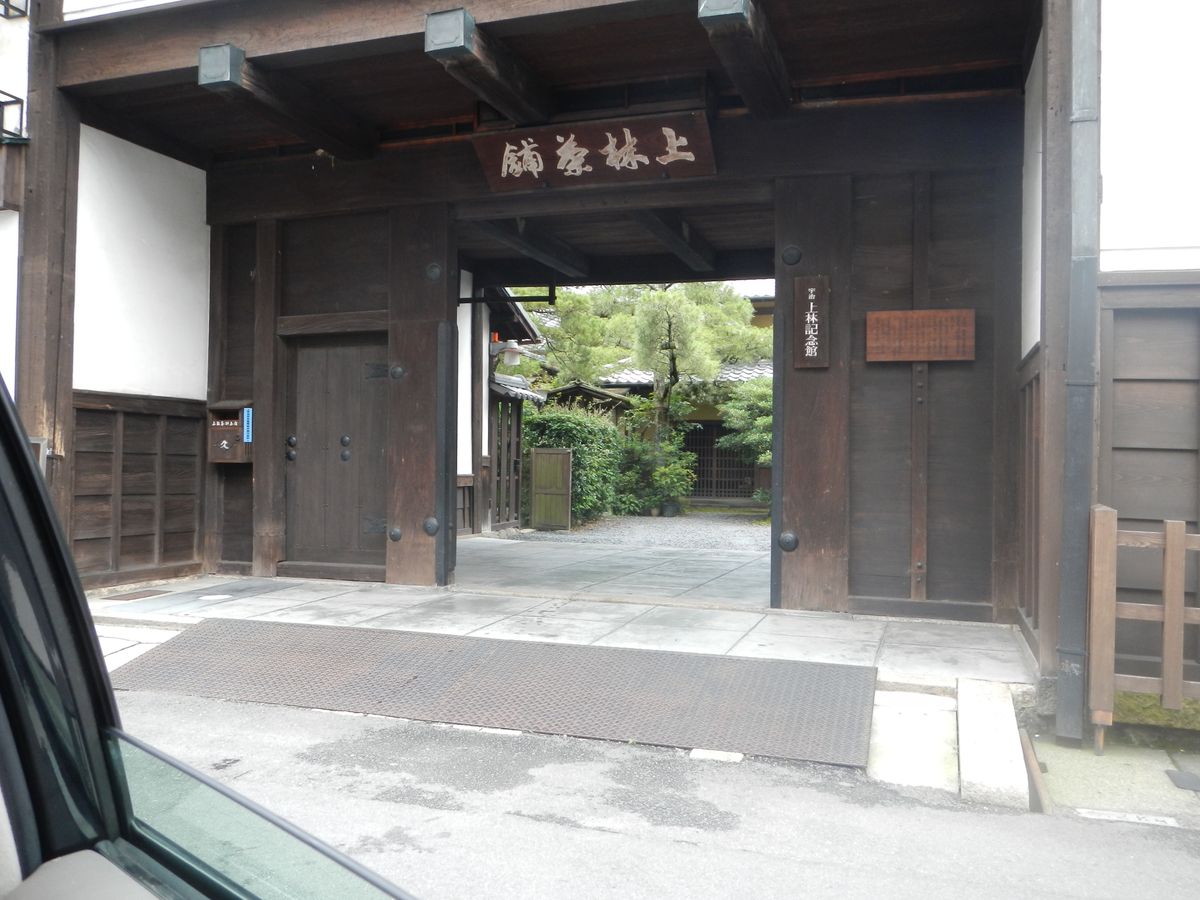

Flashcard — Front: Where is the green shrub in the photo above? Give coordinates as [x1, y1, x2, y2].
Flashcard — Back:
[651, 456, 697, 504]
[612, 407, 697, 515]
[523, 407, 621, 524]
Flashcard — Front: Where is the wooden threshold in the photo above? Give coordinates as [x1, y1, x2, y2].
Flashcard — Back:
[275, 561, 386, 582]
[81, 562, 204, 590]
[848, 595, 995, 623]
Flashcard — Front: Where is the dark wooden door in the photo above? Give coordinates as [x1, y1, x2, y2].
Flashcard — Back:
[284, 334, 388, 574]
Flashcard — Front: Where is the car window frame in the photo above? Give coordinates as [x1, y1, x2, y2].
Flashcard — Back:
[0, 380, 412, 898]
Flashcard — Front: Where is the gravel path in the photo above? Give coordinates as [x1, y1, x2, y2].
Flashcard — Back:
[497, 510, 770, 551]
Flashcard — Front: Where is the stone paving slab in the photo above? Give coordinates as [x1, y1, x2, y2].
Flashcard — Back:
[868, 691, 959, 795]
[593, 622, 746, 655]
[730, 633, 880, 667]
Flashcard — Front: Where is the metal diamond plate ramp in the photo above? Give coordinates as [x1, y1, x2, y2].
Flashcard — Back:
[111, 618, 876, 767]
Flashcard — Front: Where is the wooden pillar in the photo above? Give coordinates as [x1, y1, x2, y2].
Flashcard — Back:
[251, 221, 284, 575]
[202, 226, 227, 573]
[470, 300, 487, 533]
[991, 167, 1024, 620]
[1039, 0, 1072, 674]
[16, 23, 79, 523]
[386, 205, 458, 585]
[772, 176, 853, 611]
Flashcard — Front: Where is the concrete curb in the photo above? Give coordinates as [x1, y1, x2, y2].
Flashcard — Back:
[958, 678, 1030, 810]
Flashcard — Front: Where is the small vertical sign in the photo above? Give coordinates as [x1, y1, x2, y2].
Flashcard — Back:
[242, 407, 254, 444]
[794, 276, 830, 368]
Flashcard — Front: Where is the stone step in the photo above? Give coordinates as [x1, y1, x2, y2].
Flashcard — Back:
[957, 677, 1030, 810]
[866, 690, 959, 794]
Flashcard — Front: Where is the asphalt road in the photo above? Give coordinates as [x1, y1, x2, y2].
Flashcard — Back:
[117, 691, 1200, 900]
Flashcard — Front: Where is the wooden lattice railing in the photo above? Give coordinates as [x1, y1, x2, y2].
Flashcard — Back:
[1088, 505, 1200, 753]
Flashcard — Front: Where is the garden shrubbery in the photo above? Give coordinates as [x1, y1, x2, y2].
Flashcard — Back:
[612, 396, 696, 516]
[523, 407, 622, 524]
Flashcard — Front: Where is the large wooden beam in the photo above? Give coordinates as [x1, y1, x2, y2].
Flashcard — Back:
[55, 0, 669, 93]
[78, 101, 210, 170]
[198, 43, 378, 160]
[469, 219, 590, 279]
[698, 0, 791, 118]
[470, 248, 771, 288]
[630, 208, 715, 272]
[387, 205, 458, 586]
[458, 178, 771, 221]
[425, 8, 552, 125]
[16, 26, 79, 521]
[207, 98, 1021, 224]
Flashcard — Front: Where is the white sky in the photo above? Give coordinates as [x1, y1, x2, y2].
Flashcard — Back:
[1100, 0, 1200, 269]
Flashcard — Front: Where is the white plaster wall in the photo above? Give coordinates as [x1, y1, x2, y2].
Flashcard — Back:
[457, 270, 474, 475]
[480, 305, 490, 460]
[1020, 35, 1044, 356]
[0, 11, 26, 106]
[73, 125, 209, 399]
[62, 0, 185, 19]
[0, 12, 27, 395]
[0, 211, 17, 392]
[1101, 0, 1200, 270]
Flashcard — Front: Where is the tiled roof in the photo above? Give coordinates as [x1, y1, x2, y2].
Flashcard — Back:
[717, 359, 773, 382]
[599, 360, 772, 387]
[491, 373, 546, 405]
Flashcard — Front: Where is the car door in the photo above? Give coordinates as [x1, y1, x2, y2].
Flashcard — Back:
[0, 378, 414, 899]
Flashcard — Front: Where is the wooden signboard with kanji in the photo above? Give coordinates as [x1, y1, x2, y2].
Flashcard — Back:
[794, 276, 830, 368]
[865, 309, 975, 362]
[472, 111, 716, 192]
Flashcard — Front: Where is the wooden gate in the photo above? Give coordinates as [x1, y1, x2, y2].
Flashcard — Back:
[492, 396, 523, 529]
[530, 448, 571, 531]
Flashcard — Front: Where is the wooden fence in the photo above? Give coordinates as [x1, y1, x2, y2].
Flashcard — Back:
[1088, 504, 1200, 752]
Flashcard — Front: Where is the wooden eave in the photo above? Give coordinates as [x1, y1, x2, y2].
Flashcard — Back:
[51, 0, 1034, 287]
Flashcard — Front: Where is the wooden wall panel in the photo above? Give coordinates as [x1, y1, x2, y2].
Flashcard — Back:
[70, 394, 204, 586]
[843, 170, 1002, 612]
[223, 225, 257, 400]
[926, 172, 995, 604]
[1110, 450, 1197, 522]
[73, 452, 113, 495]
[282, 212, 390, 317]
[220, 466, 254, 564]
[849, 175, 912, 599]
[1098, 291, 1200, 669]
[1112, 310, 1200, 380]
[1112, 382, 1199, 451]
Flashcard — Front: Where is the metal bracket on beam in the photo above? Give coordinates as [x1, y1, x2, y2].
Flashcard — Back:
[425, 8, 553, 125]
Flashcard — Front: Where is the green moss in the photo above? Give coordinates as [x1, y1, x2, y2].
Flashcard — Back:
[1113, 691, 1200, 731]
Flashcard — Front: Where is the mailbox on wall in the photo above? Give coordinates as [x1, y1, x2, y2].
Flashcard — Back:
[208, 405, 253, 463]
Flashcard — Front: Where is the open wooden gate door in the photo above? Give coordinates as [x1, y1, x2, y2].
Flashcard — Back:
[530, 448, 571, 531]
